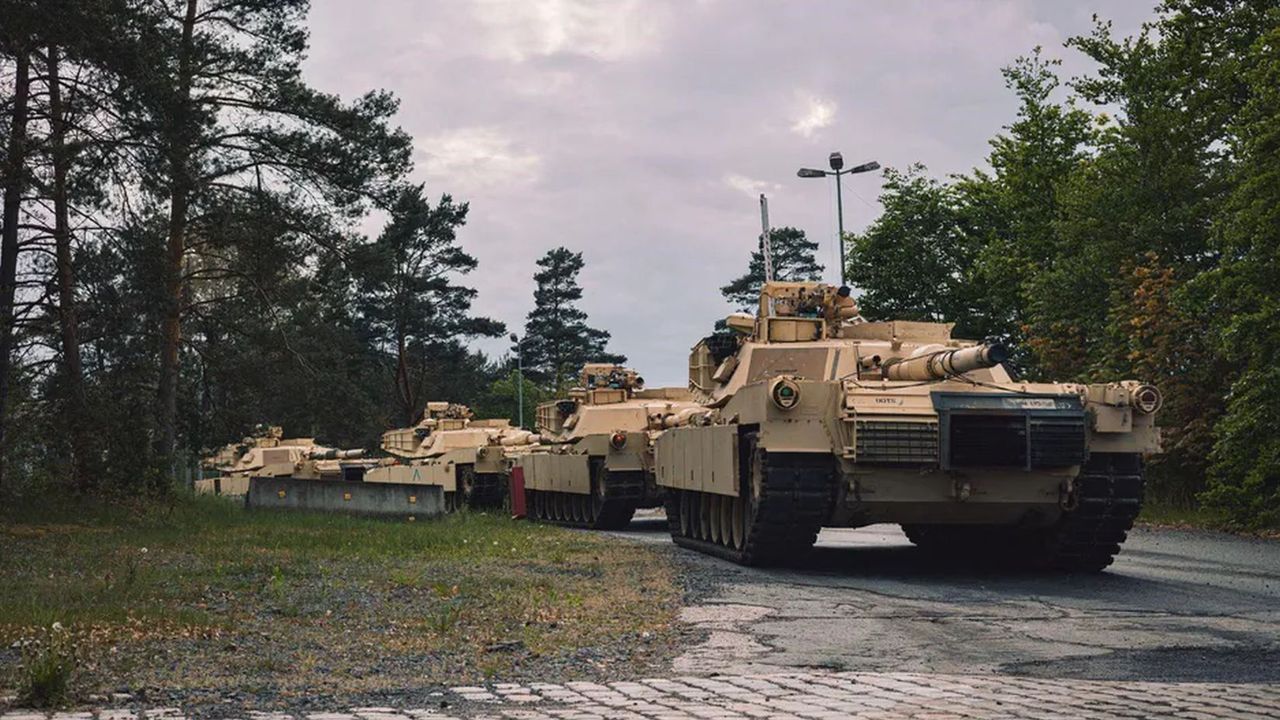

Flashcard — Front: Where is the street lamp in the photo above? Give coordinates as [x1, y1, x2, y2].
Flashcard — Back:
[509, 333, 524, 429]
[797, 151, 880, 285]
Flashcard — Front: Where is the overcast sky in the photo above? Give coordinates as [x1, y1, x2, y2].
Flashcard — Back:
[302, 0, 1156, 388]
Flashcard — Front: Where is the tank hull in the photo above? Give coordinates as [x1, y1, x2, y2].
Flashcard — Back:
[656, 377, 1156, 570]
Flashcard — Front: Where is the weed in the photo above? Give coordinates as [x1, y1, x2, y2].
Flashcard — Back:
[18, 624, 77, 708]
[427, 583, 464, 635]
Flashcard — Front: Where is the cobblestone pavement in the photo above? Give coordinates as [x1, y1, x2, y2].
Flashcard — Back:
[5, 671, 1279, 719]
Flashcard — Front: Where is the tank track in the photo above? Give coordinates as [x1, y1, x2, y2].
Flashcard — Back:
[525, 467, 642, 530]
[666, 431, 833, 566]
[1027, 452, 1144, 571]
[457, 465, 506, 509]
[902, 452, 1144, 572]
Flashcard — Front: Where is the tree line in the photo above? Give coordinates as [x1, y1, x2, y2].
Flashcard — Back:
[0, 0, 621, 497]
[845, 0, 1280, 527]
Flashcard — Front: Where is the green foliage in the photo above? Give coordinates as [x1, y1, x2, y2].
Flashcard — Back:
[471, 370, 550, 430]
[1197, 21, 1280, 527]
[846, 167, 985, 337]
[518, 247, 624, 393]
[721, 227, 824, 310]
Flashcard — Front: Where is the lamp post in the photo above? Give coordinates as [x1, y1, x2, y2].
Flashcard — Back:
[509, 333, 524, 429]
[797, 152, 879, 285]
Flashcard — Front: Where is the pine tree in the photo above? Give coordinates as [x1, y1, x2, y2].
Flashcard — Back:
[518, 247, 624, 393]
[720, 227, 824, 310]
[353, 184, 503, 425]
[126, 0, 412, 469]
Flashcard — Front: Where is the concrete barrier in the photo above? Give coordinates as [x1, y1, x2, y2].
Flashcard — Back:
[246, 476, 446, 519]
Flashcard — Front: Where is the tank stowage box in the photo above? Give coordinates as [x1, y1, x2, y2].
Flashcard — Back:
[655, 281, 1162, 571]
[515, 364, 708, 529]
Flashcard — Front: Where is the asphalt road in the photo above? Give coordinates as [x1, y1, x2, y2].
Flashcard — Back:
[613, 512, 1280, 684]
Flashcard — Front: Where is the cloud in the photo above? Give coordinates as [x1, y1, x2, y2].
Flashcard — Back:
[791, 94, 837, 138]
[415, 127, 542, 191]
[305, 0, 1160, 387]
[471, 0, 666, 62]
[724, 174, 781, 199]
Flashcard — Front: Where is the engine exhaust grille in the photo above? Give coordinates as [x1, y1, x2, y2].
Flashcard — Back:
[854, 420, 939, 464]
[1030, 418, 1086, 468]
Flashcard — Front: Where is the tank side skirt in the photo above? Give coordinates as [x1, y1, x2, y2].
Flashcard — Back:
[666, 429, 833, 566]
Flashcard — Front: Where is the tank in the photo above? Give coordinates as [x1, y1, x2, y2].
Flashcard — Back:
[516, 364, 708, 529]
[364, 402, 541, 510]
[655, 281, 1162, 571]
[196, 425, 375, 495]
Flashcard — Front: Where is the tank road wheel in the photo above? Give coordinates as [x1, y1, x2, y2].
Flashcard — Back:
[678, 491, 694, 537]
[730, 496, 747, 550]
[669, 430, 832, 566]
[719, 495, 735, 547]
[1019, 452, 1145, 572]
[444, 491, 459, 513]
[708, 495, 724, 544]
[573, 495, 586, 524]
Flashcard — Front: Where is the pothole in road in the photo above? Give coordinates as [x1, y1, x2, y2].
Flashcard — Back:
[1003, 645, 1280, 683]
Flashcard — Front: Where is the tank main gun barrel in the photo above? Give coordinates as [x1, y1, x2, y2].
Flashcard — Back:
[307, 448, 366, 460]
[500, 431, 541, 446]
[881, 343, 1009, 381]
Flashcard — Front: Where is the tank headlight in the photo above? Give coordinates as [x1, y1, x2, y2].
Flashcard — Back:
[770, 378, 801, 410]
[1131, 384, 1163, 414]
[610, 431, 627, 449]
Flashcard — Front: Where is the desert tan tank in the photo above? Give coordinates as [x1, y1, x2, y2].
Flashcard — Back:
[655, 281, 1162, 571]
[364, 402, 540, 510]
[195, 425, 375, 495]
[515, 364, 708, 529]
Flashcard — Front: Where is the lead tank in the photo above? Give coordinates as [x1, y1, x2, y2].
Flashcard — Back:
[364, 402, 540, 510]
[655, 281, 1162, 571]
[516, 364, 707, 529]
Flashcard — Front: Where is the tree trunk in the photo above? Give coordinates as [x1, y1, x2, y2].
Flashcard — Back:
[155, 0, 199, 474]
[48, 45, 93, 492]
[0, 51, 32, 491]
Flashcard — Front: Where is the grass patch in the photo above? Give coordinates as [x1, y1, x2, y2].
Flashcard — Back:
[1138, 501, 1231, 529]
[0, 494, 682, 706]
